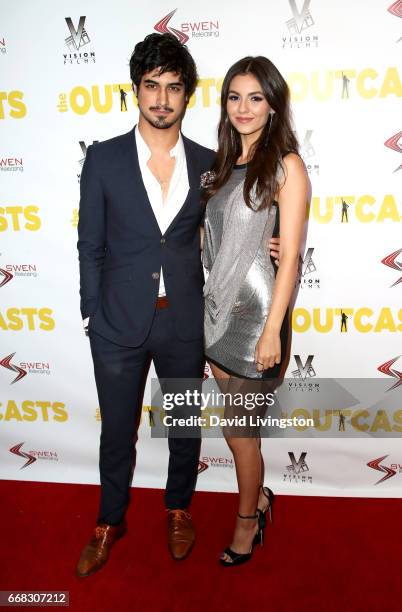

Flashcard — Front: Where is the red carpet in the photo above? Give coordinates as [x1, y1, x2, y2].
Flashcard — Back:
[0, 480, 401, 612]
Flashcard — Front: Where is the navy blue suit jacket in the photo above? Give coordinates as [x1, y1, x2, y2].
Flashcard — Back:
[77, 127, 215, 347]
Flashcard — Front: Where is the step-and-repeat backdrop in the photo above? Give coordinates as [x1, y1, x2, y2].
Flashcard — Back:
[1, 1, 401, 497]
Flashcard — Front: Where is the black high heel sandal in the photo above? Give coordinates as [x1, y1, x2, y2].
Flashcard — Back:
[219, 512, 265, 567]
[257, 486, 275, 529]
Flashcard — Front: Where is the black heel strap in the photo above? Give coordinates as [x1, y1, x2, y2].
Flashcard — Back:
[237, 512, 258, 520]
[260, 485, 272, 500]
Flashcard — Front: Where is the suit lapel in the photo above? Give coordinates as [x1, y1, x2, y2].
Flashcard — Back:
[164, 134, 200, 235]
[129, 127, 162, 236]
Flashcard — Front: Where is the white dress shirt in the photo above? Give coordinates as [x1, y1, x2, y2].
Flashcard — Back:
[83, 126, 189, 331]
[135, 125, 189, 296]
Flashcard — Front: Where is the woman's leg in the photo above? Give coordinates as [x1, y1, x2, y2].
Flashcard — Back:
[209, 362, 262, 558]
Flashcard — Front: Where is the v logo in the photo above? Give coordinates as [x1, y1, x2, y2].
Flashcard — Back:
[294, 355, 315, 379]
[65, 17, 87, 50]
[287, 452, 308, 473]
[300, 248, 315, 276]
[288, 0, 314, 33]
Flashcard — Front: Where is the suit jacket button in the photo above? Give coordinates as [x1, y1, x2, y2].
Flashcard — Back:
[152, 272, 160, 280]
[160, 237, 166, 244]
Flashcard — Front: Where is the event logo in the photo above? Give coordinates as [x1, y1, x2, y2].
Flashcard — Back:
[0, 268, 13, 287]
[0, 37, 6, 54]
[0, 206, 41, 231]
[0, 308, 55, 331]
[0, 352, 50, 384]
[283, 451, 312, 483]
[198, 460, 208, 474]
[300, 130, 319, 175]
[0, 91, 26, 119]
[77, 140, 99, 182]
[388, 1, 402, 42]
[0, 400, 68, 422]
[378, 356, 402, 391]
[9, 442, 59, 469]
[291, 355, 316, 379]
[298, 247, 320, 289]
[0, 263, 38, 284]
[10, 443, 36, 468]
[283, 0, 318, 48]
[384, 131, 402, 153]
[155, 9, 189, 44]
[287, 67, 401, 102]
[388, 0, 402, 17]
[0, 353, 27, 383]
[0, 157, 23, 172]
[309, 194, 401, 223]
[57, 77, 224, 114]
[292, 307, 402, 333]
[64, 16, 96, 64]
[197, 456, 234, 474]
[384, 131, 402, 172]
[57, 84, 134, 114]
[367, 455, 398, 485]
[280, 407, 402, 433]
[300, 248, 316, 275]
[381, 248, 402, 287]
[154, 9, 219, 42]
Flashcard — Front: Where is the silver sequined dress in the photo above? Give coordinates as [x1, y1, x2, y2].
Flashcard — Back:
[203, 165, 288, 379]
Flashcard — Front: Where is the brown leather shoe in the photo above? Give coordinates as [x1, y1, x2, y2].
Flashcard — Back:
[76, 521, 126, 578]
[167, 509, 195, 561]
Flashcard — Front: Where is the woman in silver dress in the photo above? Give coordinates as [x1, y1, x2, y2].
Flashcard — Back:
[202, 56, 308, 566]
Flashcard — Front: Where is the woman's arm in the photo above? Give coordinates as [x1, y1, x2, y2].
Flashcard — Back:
[255, 153, 309, 371]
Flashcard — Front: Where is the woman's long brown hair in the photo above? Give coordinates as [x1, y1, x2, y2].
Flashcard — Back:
[204, 56, 299, 210]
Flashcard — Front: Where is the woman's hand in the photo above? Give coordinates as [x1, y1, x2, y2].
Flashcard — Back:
[254, 331, 281, 373]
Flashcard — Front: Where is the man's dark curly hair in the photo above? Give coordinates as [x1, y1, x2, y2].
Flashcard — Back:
[130, 33, 198, 98]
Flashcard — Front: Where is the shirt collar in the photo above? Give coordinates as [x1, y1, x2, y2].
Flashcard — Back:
[135, 125, 183, 160]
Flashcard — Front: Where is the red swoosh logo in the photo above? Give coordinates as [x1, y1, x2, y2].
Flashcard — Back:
[388, 0, 402, 17]
[0, 268, 13, 288]
[0, 353, 27, 384]
[9, 442, 36, 469]
[367, 455, 397, 485]
[381, 248, 402, 286]
[378, 356, 402, 391]
[198, 460, 208, 474]
[384, 131, 402, 153]
[154, 9, 189, 44]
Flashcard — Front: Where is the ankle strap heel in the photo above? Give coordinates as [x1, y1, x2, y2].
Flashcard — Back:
[259, 485, 275, 525]
[220, 511, 264, 567]
[237, 512, 258, 520]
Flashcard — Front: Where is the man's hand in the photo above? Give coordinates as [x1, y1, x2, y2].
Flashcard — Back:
[269, 237, 280, 266]
[83, 317, 89, 336]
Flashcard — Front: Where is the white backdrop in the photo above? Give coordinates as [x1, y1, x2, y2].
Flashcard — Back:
[1, 0, 401, 497]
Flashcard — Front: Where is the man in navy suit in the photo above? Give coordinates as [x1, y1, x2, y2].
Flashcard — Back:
[76, 33, 215, 576]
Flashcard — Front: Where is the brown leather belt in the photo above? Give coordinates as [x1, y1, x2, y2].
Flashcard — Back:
[156, 296, 169, 309]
